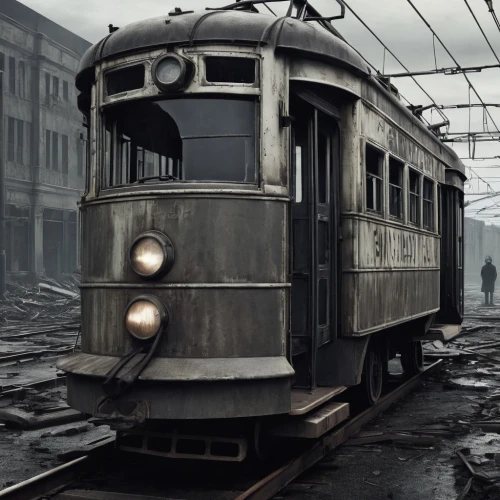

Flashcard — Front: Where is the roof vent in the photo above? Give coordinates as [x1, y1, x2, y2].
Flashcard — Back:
[169, 7, 194, 16]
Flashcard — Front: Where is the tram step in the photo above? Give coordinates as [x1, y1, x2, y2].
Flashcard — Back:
[414, 324, 462, 342]
[270, 401, 350, 439]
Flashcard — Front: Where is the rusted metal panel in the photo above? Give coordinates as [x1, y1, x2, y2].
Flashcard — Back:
[57, 353, 294, 381]
[354, 270, 440, 333]
[357, 218, 440, 270]
[360, 102, 444, 182]
[66, 374, 291, 419]
[81, 286, 287, 357]
[82, 197, 287, 284]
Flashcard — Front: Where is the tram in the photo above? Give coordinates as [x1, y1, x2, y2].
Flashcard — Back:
[58, 0, 465, 461]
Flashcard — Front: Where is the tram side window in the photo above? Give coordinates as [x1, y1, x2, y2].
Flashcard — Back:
[423, 178, 435, 231]
[409, 169, 420, 225]
[366, 143, 384, 213]
[389, 157, 403, 218]
[102, 97, 257, 187]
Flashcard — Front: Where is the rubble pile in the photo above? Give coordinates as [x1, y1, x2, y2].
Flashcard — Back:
[0, 273, 80, 326]
[0, 274, 81, 368]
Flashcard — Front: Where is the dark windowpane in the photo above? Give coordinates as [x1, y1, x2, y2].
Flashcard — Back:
[318, 220, 328, 266]
[205, 57, 255, 84]
[45, 73, 51, 104]
[16, 120, 23, 164]
[107, 65, 145, 96]
[318, 130, 329, 204]
[389, 157, 403, 218]
[9, 57, 15, 94]
[7, 117, 15, 161]
[63, 80, 69, 100]
[52, 132, 59, 170]
[77, 134, 83, 176]
[62, 135, 69, 173]
[366, 144, 383, 213]
[18, 61, 25, 98]
[52, 76, 59, 97]
[103, 98, 257, 186]
[423, 178, 434, 230]
[0, 53, 4, 71]
[409, 169, 420, 224]
[318, 278, 327, 327]
[45, 130, 51, 168]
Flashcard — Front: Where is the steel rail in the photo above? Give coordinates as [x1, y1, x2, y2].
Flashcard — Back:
[0, 361, 442, 500]
[0, 438, 114, 500]
[235, 359, 443, 500]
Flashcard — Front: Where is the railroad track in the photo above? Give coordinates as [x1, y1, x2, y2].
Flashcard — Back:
[0, 360, 443, 500]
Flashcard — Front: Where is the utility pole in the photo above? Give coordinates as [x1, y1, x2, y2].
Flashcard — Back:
[0, 71, 6, 296]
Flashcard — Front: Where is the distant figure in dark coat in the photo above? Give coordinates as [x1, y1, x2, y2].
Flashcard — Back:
[481, 256, 497, 306]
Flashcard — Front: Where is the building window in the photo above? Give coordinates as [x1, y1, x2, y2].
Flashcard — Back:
[77, 133, 85, 177]
[45, 73, 51, 105]
[63, 81, 69, 101]
[409, 169, 420, 225]
[0, 53, 4, 72]
[45, 130, 51, 168]
[16, 120, 23, 164]
[389, 157, 403, 219]
[18, 61, 25, 98]
[7, 117, 15, 161]
[8, 57, 15, 94]
[62, 135, 69, 174]
[52, 76, 59, 98]
[366, 143, 384, 213]
[423, 178, 435, 231]
[52, 132, 59, 170]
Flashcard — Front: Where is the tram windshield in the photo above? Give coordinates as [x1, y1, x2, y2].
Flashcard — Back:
[102, 97, 257, 187]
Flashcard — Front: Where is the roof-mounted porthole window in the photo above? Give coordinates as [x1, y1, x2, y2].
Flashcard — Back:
[205, 57, 256, 84]
[106, 65, 145, 96]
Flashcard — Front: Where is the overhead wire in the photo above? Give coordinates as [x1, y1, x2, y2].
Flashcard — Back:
[405, 0, 500, 137]
[341, 0, 442, 110]
[464, 0, 500, 64]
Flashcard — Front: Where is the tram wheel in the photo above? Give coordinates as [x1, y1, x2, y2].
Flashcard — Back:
[361, 342, 383, 406]
[400, 340, 424, 377]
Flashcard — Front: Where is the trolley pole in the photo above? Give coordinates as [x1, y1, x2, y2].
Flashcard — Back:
[0, 71, 6, 296]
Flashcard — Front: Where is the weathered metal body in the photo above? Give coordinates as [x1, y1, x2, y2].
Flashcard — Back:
[57, 7, 465, 440]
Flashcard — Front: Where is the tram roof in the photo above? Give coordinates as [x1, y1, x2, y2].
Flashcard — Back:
[76, 9, 466, 180]
[76, 9, 370, 87]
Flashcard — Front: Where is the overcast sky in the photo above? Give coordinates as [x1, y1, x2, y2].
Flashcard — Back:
[17, 0, 500, 221]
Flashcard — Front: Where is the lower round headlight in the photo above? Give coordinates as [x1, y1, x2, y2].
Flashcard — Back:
[130, 231, 174, 279]
[124, 296, 168, 340]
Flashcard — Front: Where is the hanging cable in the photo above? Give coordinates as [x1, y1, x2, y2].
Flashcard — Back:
[341, 0, 442, 110]
[464, 0, 500, 63]
[405, 0, 500, 137]
[262, 2, 277, 16]
[432, 34, 438, 70]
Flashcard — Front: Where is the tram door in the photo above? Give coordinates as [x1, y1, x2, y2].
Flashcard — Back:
[290, 91, 340, 389]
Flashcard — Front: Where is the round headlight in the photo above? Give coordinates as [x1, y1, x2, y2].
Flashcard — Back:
[130, 231, 174, 279]
[125, 296, 168, 340]
[152, 54, 193, 92]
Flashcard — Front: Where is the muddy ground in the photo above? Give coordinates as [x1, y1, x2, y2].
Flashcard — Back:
[281, 284, 500, 500]
[1, 284, 500, 500]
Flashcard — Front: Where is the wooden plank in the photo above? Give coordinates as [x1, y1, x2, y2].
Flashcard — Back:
[271, 402, 350, 438]
[0, 407, 85, 430]
[39, 283, 79, 298]
[290, 386, 346, 415]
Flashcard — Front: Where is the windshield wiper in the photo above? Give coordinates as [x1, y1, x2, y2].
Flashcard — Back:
[134, 175, 179, 184]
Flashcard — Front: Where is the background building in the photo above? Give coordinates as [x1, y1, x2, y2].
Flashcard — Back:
[0, 0, 90, 281]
